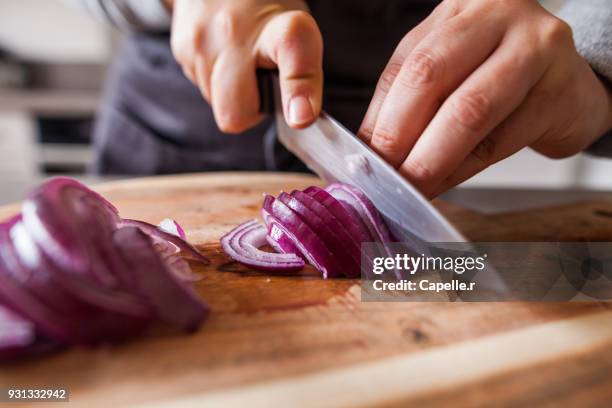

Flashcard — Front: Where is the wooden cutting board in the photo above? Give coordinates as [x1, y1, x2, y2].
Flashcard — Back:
[2, 172, 612, 408]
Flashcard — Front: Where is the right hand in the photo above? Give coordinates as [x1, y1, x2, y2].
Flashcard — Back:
[168, 0, 324, 133]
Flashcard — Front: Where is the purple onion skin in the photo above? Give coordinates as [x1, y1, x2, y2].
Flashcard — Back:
[290, 191, 363, 275]
[278, 192, 359, 277]
[303, 187, 373, 244]
[325, 183, 394, 244]
[0, 305, 59, 361]
[266, 222, 303, 257]
[263, 195, 343, 278]
[21, 177, 120, 279]
[0, 222, 150, 346]
[220, 219, 304, 272]
[325, 183, 399, 278]
[0, 177, 211, 357]
[119, 219, 209, 265]
[113, 227, 209, 332]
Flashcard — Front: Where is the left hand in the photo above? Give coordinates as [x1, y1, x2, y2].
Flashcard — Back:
[359, 0, 612, 198]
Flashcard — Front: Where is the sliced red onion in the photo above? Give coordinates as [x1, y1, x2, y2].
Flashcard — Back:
[0, 177, 210, 358]
[119, 219, 209, 264]
[325, 183, 394, 244]
[113, 227, 209, 332]
[326, 183, 399, 278]
[278, 192, 359, 276]
[266, 222, 302, 256]
[164, 255, 202, 282]
[290, 191, 362, 278]
[158, 218, 186, 240]
[303, 186, 372, 244]
[221, 219, 304, 271]
[264, 195, 342, 278]
[0, 305, 35, 351]
[2, 220, 151, 345]
[21, 177, 119, 276]
[0, 219, 89, 343]
[224, 184, 395, 279]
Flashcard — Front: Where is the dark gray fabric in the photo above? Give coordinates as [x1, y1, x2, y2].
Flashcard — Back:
[92, 1, 439, 175]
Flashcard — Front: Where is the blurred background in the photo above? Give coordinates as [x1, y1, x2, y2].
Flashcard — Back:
[0, 0, 611, 206]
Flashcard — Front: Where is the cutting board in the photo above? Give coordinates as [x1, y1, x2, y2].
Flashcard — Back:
[2, 172, 612, 408]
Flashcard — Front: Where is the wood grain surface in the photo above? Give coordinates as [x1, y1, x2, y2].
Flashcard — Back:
[1, 172, 611, 408]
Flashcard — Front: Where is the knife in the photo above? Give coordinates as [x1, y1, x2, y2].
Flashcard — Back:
[261, 73, 508, 298]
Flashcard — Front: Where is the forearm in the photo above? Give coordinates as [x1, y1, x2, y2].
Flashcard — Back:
[65, 0, 171, 32]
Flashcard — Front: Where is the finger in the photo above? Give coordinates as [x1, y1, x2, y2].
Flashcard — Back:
[368, 11, 507, 168]
[432, 81, 555, 196]
[358, 0, 459, 143]
[194, 55, 213, 102]
[358, 11, 441, 143]
[210, 48, 263, 134]
[257, 11, 323, 128]
[400, 33, 551, 197]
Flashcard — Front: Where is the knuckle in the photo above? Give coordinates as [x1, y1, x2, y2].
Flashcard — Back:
[403, 159, 436, 185]
[399, 49, 442, 89]
[213, 8, 242, 44]
[371, 126, 402, 155]
[278, 11, 319, 45]
[470, 137, 496, 167]
[216, 110, 249, 134]
[541, 17, 573, 47]
[358, 124, 375, 141]
[378, 60, 402, 94]
[449, 89, 492, 133]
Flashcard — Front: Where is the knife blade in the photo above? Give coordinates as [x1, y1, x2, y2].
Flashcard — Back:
[267, 75, 508, 298]
[273, 88, 464, 248]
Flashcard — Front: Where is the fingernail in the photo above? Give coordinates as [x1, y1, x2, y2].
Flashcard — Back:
[288, 95, 314, 127]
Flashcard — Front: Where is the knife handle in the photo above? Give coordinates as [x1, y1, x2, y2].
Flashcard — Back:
[256, 68, 278, 115]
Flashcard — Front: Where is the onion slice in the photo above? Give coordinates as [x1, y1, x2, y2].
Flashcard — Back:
[21, 178, 119, 275]
[113, 227, 209, 332]
[0, 305, 35, 352]
[158, 218, 186, 239]
[279, 192, 359, 277]
[266, 222, 302, 256]
[119, 219, 209, 264]
[264, 195, 342, 278]
[221, 219, 304, 271]
[325, 183, 394, 244]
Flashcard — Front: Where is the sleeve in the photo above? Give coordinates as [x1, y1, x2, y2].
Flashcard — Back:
[555, 0, 612, 157]
[64, 0, 171, 32]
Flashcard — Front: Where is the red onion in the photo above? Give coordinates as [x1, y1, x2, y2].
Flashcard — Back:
[0, 306, 35, 353]
[221, 183, 394, 278]
[221, 219, 304, 271]
[158, 218, 186, 240]
[325, 183, 394, 244]
[0, 177, 210, 358]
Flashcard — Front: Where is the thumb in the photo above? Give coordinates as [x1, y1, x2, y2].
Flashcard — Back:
[257, 10, 323, 128]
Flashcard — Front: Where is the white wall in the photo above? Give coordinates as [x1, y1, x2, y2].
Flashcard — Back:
[0, 0, 112, 62]
[461, 150, 612, 190]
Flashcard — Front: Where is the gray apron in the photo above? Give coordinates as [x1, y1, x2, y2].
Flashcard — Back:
[92, 0, 440, 175]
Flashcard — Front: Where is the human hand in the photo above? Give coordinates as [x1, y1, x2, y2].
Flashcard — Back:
[359, 0, 612, 198]
[168, 0, 323, 133]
